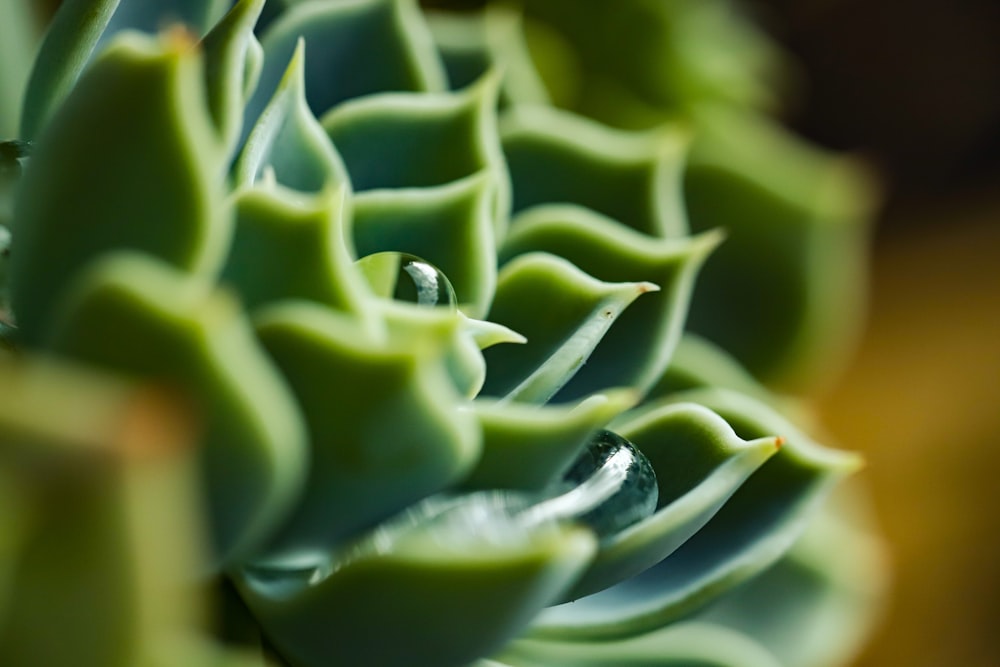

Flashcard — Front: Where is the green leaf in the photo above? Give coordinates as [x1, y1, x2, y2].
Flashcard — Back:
[554, 403, 779, 602]
[695, 481, 887, 667]
[43, 252, 309, 566]
[100, 0, 232, 41]
[0, 0, 39, 137]
[352, 172, 498, 318]
[500, 212, 720, 400]
[531, 389, 860, 640]
[10, 32, 230, 344]
[322, 73, 510, 237]
[501, 106, 689, 238]
[518, 0, 788, 129]
[683, 105, 875, 391]
[221, 184, 369, 314]
[234, 38, 349, 194]
[498, 622, 782, 667]
[0, 355, 206, 666]
[248, 0, 446, 127]
[200, 0, 266, 152]
[234, 505, 596, 667]
[463, 389, 638, 492]
[427, 5, 551, 107]
[252, 300, 481, 554]
[481, 252, 657, 404]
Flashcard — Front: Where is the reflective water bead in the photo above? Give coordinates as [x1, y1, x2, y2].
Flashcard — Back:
[529, 429, 658, 539]
[355, 252, 457, 308]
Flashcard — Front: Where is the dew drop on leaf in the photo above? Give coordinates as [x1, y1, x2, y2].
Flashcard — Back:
[355, 252, 457, 308]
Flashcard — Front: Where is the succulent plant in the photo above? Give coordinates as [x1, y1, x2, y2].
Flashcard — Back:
[0, 1, 886, 666]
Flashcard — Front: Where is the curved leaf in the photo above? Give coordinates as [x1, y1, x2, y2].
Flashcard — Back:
[19, 0, 121, 139]
[500, 211, 721, 400]
[499, 622, 782, 667]
[323, 73, 510, 237]
[427, 5, 551, 107]
[247, 0, 446, 130]
[352, 172, 498, 318]
[463, 389, 639, 492]
[501, 105, 688, 238]
[200, 0, 266, 152]
[234, 38, 348, 193]
[253, 300, 481, 554]
[43, 252, 309, 565]
[221, 184, 369, 314]
[683, 105, 875, 391]
[555, 403, 779, 601]
[10, 32, 229, 344]
[481, 252, 658, 404]
[235, 518, 596, 667]
[0, 0, 39, 137]
[531, 389, 860, 640]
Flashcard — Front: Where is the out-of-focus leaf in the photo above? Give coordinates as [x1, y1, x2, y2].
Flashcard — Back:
[11, 32, 229, 343]
[201, 0, 266, 152]
[0, 0, 39, 137]
[43, 252, 308, 566]
[498, 621, 782, 667]
[0, 356, 205, 666]
[501, 106, 688, 238]
[247, 0, 446, 131]
[500, 212, 720, 401]
[683, 105, 875, 391]
[695, 480, 888, 667]
[427, 5, 551, 108]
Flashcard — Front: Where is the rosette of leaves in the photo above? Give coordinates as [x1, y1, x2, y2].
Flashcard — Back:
[0, 1, 884, 667]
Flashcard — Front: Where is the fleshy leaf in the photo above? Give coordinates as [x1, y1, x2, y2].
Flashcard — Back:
[463, 389, 639, 492]
[234, 39, 348, 193]
[501, 106, 688, 238]
[352, 172, 498, 318]
[221, 184, 369, 314]
[518, 0, 788, 129]
[247, 0, 446, 129]
[322, 73, 510, 236]
[427, 5, 551, 107]
[554, 403, 779, 601]
[235, 512, 596, 667]
[500, 211, 721, 400]
[531, 389, 860, 640]
[695, 481, 887, 667]
[10, 32, 229, 344]
[252, 300, 481, 554]
[498, 622, 782, 667]
[0, 0, 38, 137]
[43, 252, 309, 565]
[481, 252, 658, 404]
[98, 0, 232, 42]
[200, 0, 266, 152]
[0, 356, 205, 666]
[683, 105, 875, 391]
[19, 0, 121, 139]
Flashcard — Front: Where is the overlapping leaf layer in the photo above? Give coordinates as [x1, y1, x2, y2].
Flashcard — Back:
[0, 1, 884, 666]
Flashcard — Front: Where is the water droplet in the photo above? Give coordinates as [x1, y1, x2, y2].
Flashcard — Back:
[529, 430, 658, 539]
[355, 252, 456, 308]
